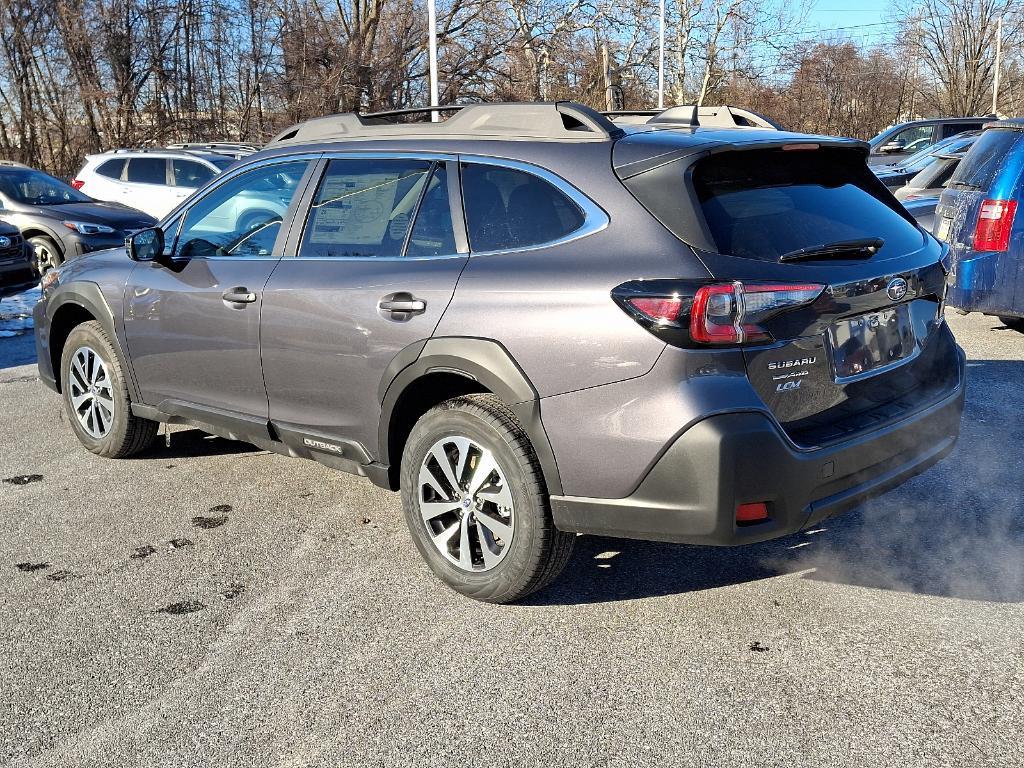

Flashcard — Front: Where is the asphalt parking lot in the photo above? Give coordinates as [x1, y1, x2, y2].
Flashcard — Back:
[1, 288, 1022, 768]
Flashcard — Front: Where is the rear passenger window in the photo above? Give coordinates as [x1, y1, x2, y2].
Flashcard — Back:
[96, 159, 125, 180]
[172, 160, 215, 188]
[300, 158, 432, 258]
[126, 158, 167, 185]
[461, 164, 585, 252]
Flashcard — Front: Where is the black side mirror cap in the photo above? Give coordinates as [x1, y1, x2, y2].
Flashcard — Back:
[127, 227, 164, 262]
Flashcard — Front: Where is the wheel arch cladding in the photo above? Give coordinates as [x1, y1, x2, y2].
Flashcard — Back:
[46, 284, 136, 398]
[378, 337, 563, 496]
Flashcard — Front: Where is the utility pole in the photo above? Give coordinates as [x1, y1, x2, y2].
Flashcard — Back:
[428, 0, 439, 121]
[658, 0, 666, 109]
[992, 15, 1003, 115]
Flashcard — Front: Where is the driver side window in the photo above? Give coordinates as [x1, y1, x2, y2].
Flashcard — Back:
[175, 160, 309, 259]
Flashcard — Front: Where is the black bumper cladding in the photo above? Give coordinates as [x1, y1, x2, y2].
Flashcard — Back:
[551, 349, 966, 546]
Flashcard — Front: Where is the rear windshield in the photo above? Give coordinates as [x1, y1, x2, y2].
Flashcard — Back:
[690, 148, 925, 261]
[948, 129, 1021, 190]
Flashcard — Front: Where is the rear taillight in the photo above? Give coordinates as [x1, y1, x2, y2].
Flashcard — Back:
[974, 198, 1017, 251]
[690, 282, 824, 344]
[614, 280, 824, 347]
[70, 179, 84, 190]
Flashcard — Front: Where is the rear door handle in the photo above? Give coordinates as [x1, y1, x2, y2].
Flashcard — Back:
[222, 287, 257, 304]
[379, 292, 426, 319]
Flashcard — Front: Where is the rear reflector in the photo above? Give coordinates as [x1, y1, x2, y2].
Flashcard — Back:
[736, 502, 769, 523]
[70, 179, 85, 190]
[974, 198, 1017, 251]
[626, 296, 684, 323]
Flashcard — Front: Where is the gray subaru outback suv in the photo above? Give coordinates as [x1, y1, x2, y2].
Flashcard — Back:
[34, 102, 965, 602]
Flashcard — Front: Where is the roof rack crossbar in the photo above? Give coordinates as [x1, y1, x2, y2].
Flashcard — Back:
[269, 101, 625, 145]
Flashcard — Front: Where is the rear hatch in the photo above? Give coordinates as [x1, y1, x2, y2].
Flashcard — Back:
[615, 136, 958, 447]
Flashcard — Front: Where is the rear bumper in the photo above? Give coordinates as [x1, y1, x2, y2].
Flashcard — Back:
[551, 349, 965, 546]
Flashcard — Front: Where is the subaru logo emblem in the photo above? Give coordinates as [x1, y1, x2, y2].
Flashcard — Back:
[0, 236, 10, 248]
[886, 277, 908, 302]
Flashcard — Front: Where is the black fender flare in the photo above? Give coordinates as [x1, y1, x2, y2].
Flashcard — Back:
[45, 282, 141, 399]
[377, 337, 563, 496]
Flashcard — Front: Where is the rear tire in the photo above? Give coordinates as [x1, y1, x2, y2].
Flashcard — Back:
[400, 394, 574, 603]
[998, 316, 1024, 333]
[59, 321, 158, 458]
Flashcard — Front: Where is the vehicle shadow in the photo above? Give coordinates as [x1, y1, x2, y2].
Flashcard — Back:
[530, 357, 1024, 606]
[138, 428, 263, 459]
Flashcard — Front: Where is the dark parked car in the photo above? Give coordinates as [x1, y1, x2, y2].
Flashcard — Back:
[868, 117, 990, 166]
[0, 161, 155, 273]
[0, 218, 36, 298]
[35, 102, 965, 602]
[874, 132, 978, 190]
[934, 119, 1024, 331]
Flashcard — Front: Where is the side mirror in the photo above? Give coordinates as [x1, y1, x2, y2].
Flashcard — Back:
[127, 227, 164, 262]
[879, 141, 903, 154]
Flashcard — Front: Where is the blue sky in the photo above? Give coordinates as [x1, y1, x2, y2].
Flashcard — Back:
[801, 2, 894, 47]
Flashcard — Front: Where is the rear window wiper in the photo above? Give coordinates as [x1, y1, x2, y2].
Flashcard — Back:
[779, 237, 884, 263]
[947, 181, 982, 190]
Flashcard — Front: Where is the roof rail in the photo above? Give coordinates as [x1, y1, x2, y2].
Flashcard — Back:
[269, 101, 625, 145]
[604, 105, 780, 130]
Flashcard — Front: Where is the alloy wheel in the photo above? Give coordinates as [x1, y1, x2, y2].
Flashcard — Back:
[418, 435, 515, 572]
[68, 346, 115, 439]
[34, 241, 58, 274]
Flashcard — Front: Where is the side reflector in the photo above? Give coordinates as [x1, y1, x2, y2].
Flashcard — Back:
[736, 502, 769, 524]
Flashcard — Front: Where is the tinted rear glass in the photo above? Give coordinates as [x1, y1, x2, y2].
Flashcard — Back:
[691, 148, 925, 261]
[126, 158, 167, 185]
[461, 164, 585, 252]
[948, 129, 1022, 190]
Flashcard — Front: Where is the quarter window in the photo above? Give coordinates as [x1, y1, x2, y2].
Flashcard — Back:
[300, 158, 433, 258]
[174, 160, 310, 259]
[460, 164, 585, 252]
[96, 159, 126, 180]
[126, 158, 168, 185]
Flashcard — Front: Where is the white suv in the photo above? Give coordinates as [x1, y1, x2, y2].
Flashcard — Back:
[73, 150, 238, 219]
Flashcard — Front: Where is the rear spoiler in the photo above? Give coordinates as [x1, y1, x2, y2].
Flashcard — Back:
[604, 106, 781, 130]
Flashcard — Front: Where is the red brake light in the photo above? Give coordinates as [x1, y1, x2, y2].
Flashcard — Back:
[626, 296, 684, 323]
[70, 179, 85, 190]
[974, 198, 1017, 251]
[691, 282, 824, 345]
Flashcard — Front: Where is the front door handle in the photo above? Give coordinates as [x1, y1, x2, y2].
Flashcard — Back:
[379, 292, 426, 319]
[222, 287, 257, 305]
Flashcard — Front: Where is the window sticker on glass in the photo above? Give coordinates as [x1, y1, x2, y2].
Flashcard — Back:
[310, 173, 403, 245]
[301, 159, 432, 258]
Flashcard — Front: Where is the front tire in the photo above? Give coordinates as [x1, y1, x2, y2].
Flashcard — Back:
[30, 235, 63, 275]
[400, 394, 574, 603]
[59, 321, 158, 458]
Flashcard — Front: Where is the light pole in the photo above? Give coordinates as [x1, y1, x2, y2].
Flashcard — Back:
[658, 0, 666, 109]
[428, 0, 439, 121]
[992, 15, 1003, 116]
